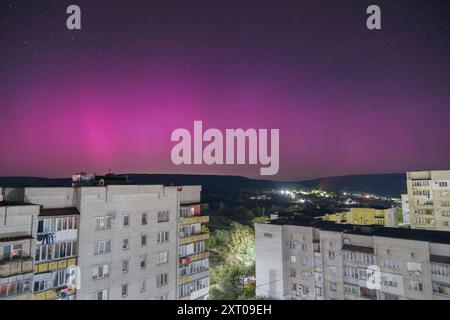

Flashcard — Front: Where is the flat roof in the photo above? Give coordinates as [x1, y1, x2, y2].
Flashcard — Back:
[0, 201, 38, 207]
[40, 207, 80, 217]
[268, 215, 450, 245]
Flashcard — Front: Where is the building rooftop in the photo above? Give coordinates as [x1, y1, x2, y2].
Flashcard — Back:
[40, 207, 80, 217]
[0, 201, 37, 207]
[268, 214, 450, 245]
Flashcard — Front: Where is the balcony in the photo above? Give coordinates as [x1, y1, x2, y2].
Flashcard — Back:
[0, 256, 33, 278]
[33, 286, 76, 300]
[180, 251, 209, 263]
[179, 270, 210, 285]
[179, 232, 210, 245]
[180, 215, 209, 225]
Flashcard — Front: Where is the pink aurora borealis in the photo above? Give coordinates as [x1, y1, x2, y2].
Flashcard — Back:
[1, 1, 449, 180]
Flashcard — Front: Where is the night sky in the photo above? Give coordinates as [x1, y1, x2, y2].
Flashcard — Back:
[1, 0, 449, 180]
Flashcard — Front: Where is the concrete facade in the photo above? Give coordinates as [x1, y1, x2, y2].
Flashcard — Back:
[1, 184, 209, 300]
[256, 219, 450, 300]
[407, 170, 450, 231]
[0, 202, 39, 300]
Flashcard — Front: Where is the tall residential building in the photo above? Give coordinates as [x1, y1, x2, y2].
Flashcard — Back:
[321, 207, 398, 227]
[401, 194, 411, 226]
[0, 201, 39, 300]
[407, 170, 450, 231]
[1, 180, 209, 300]
[33, 207, 79, 300]
[255, 216, 450, 300]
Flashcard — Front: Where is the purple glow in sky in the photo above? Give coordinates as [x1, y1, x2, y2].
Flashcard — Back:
[0, 1, 449, 180]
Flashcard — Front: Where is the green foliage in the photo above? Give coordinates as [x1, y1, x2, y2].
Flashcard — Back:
[209, 223, 256, 300]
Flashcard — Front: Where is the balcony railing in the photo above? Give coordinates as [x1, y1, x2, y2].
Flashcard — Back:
[179, 215, 209, 225]
[0, 256, 33, 277]
[179, 232, 210, 245]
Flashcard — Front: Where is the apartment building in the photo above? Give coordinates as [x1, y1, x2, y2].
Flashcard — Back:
[407, 170, 450, 231]
[0, 201, 39, 300]
[322, 207, 398, 227]
[255, 216, 450, 300]
[32, 207, 79, 300]
[178, 188, 210, 300]
[401, 194, 411, 226]
[1, 180, 209, 300]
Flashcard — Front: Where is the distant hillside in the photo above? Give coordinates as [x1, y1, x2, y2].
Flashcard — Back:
[299, 173, 406, 197]
[0, 173, 406, 197]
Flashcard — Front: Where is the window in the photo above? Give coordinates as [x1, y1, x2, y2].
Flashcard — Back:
[290, 268, 296, 278]
[121, 284, 128, 297]
[314, 272, 322, 282]
[431, 264, 450, 277]
[156, 251, 169, 265]
[140, 256, 147, 269]
[329, 281, 337, 292]
[383, 258, 397, 270]
[439, 181, 448, 188]
[406, 262, 422, 272]
[122, 260, 129, 273]
[123, 215, 130, 227]
[344, 267, 358, 279]
[3, 244, 22, 260]
[92, 264, 109, 279]
[291, 283, 297, 291]
[122, 238, 129, 250]
[157, 273, 168, 287]
[0, 279, 31, 298]
[357, 253, 374, 264]
[301, 243, 308, 252]
[35, 241, 77, 262]
[95, 216, 111, 230]
[141, 234, 147, 246]
[33, 274, 51, 293]
[382, 276, 398, 288]
[301, 256, 309, 266]
[140, 279, 146, 292]
[344, 284, 359, 296]
[157, 211, 170, 223]
[94, 240, 111, 255]
[157, 231, 169, 243]
[52, 269, 67, 288]
[329, 266, 337, 276]
[264, 233, 272, 238]
[93, 289, 108, 300]
[409, 281, 423, 292]
[432, 282, 450, 297]
[328, 250, 335, 260]
[179, 283, 190, 297]
[358, 269, 368, 281]
[315, 287, 323, 297]
[142, 213, 148, 225]
[290, 255, 296, 263]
